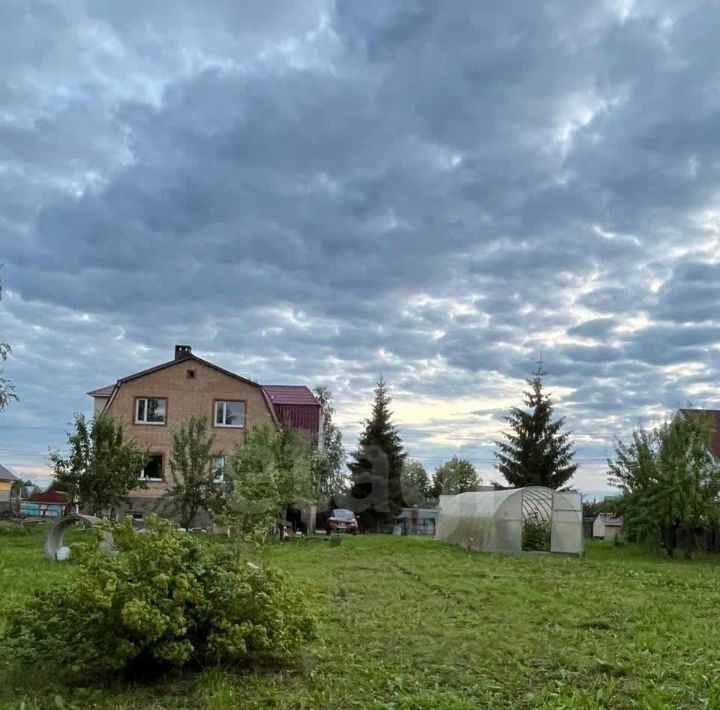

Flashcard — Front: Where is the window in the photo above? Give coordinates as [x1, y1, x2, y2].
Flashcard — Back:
[128, 511, 144, 522]
[186, 369, 196, 380]
[211, 456, 225, 482]
[136, 397, 166, 425]
[141, 454, 164, 481]
[214, 400, 245, 428]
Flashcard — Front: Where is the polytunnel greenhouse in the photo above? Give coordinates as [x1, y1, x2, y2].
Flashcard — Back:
[434, 486, 583, 555]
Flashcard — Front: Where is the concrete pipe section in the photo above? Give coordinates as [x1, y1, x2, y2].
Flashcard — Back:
[44, 514, 114, 561]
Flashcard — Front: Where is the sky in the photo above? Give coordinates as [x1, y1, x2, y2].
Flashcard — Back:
[2, 0, 720, 496]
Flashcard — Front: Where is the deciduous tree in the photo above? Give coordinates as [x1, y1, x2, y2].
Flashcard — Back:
[431, 456, 480, 497]
[609, 412, 720, 558]
[312, 385, 346, 502]
[223, 424, 318, 534]
[0, 275, 17, 412]
[164, 415, 222, 529]
[401, 459, 432, 506]
[50, 413, 148, 519]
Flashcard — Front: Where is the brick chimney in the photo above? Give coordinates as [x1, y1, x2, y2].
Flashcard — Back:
[175, 344, 192, 360]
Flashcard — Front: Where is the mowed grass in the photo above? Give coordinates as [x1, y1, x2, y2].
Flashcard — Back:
[3, 526, 720, 709]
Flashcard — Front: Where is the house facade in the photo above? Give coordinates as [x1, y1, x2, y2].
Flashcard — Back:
[88, 345, 321, 523]
[0, 463, 19, 512]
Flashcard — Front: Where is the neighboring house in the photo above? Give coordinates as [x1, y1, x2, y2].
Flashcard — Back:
[87, 345, 321, 523]
[593, 514, 623, 541]
[0, 463, 19, 512]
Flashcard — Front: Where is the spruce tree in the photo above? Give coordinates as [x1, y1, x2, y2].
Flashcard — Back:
[348, 377, 406, 520]
[494, 367, 576, 489]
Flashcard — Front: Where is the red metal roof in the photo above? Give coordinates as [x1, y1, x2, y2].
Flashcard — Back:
[87, 385, 115, 397]
[0, 463, 19, 482]
[262, 385, 319, 406]
[29, 491, 68, 504]
[261, 386, 320, 434]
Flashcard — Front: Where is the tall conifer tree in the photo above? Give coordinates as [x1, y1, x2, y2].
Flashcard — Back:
[348, 377, 406, 519]
[494, 367, 576, 489]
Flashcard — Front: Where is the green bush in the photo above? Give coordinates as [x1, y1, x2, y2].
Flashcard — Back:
[2, 516, 315, 681]
[522, 512, 551, 552]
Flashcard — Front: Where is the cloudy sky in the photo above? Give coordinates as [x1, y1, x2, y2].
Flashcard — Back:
[2, 0, 720, 495]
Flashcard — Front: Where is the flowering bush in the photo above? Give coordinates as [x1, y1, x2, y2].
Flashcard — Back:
[3, 517, 315, 681]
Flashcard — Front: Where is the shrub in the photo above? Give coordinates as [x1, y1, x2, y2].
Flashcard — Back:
[522, 512, 551, 552]
[2, 516, 315, 682]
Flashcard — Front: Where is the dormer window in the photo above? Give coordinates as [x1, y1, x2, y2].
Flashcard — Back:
[135, 397, 167, 425]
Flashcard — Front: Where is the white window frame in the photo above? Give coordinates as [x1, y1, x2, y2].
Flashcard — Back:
[135, 397, 167, 425]
[211, 456, 225, 482]
[140, 454, 164, 482]
[214, 400, 245, 428]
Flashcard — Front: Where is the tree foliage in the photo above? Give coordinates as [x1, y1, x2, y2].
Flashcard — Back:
[2, 517, 316, 681]
[401, 459, 432, 506]
[163, 415, 222, 529]
[223, 423, 319, 534]
[312, 385, 346, 503]
[49, 413, 148, 519]
[347, 377, 406, 519]
[431, 456, 480, 497]
[0, 275, 17, 412]
[494, 367, 576, 489]
[609, 412, 720, 557]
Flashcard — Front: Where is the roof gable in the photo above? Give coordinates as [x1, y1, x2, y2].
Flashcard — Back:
[87, 385, 115, 397]
[262, 385, 319, 406]
[0, 463, 19, 482]
[118, 353, 261, 388]
[98, 352, 278, 424]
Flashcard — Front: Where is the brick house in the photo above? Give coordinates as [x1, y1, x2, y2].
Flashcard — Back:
[88, 345, 321, 524]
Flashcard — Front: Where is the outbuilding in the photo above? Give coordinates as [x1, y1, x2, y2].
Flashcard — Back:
[592, 514, 623, 541]
[435, 486, 583, 555]
[0, 463, 19, 513]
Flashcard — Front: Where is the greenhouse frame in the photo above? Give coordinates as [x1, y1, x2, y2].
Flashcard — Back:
[435, 486, 583, 555]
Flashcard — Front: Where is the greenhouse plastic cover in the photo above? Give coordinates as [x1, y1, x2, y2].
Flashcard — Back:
[435, 487, 583, 555]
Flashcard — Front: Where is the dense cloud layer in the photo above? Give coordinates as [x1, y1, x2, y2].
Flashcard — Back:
[2, 0, 720, 493]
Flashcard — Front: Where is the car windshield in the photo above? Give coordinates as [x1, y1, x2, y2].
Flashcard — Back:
[332, 509, 355, 520]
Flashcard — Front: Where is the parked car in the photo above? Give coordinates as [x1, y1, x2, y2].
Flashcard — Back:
[326, 508, 359, 535]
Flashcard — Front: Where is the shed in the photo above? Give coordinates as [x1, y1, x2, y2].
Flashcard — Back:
[435, 487, 583, 555]
[395, 507, 439, 536]
[593, 514, 623, 541]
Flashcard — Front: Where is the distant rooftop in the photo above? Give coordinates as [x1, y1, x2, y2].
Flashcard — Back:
[87, 384, 115, 397]
[0, 463, 19, 482]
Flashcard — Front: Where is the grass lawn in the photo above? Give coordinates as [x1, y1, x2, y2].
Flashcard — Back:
[3, 526, 720, 709]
